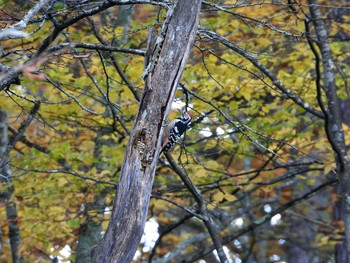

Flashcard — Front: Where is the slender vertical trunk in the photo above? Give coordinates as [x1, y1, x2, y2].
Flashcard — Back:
[0, 109, 23, 263]
[75, 191, 107, 263]
[308, 1, 350, 261]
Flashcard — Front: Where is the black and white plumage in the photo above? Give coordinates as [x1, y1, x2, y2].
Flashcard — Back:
[161, 111, 192, 154]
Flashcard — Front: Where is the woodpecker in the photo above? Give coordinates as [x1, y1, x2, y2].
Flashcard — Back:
[161, 111, 192, 154]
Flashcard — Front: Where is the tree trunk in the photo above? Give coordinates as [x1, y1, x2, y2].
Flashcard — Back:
[0, 109, 23, 263]
[91, 1, 202, 262]
[285, 219, 314, 263]
[75, 191, 107, 263]
[308, 1, 350, 261]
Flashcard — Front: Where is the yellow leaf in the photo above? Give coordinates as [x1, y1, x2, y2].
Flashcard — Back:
[213, 191, 224, 203]
[57, 178, 68, 187]
[324, 162, 335, 175]
[306, 179, 316, 186]
[194, 168, 207, 178]
[224, 194, 237, 202]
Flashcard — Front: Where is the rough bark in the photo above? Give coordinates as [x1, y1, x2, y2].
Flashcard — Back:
[91, 0, 202, 262]
[308, 1, 350, 261]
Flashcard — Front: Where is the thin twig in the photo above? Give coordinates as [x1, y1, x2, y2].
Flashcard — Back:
[13, 167, 118, 187]
[198, 27, 324, 119]
[164, 152, 229, 263]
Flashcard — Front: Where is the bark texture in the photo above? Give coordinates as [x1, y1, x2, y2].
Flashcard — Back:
[308, 1, 350, 261]
[91, 1, 202, 262]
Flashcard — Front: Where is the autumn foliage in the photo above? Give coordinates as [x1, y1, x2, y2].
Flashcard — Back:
[0, 0, 349, 262]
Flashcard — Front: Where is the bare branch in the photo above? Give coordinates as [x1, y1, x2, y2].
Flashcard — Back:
[183, 178, 338, 262]
[86, 16, 141, 101]
[198, 27, 324, 119]
[48, 43, 145, 56]
[46, 77, 99, 115]
[10, 0, 50, 31]
[164, 152, 228, 263]
[202, 1, 303, 38]
[37, 0, 170, 55]
[13, 167, 118, 187]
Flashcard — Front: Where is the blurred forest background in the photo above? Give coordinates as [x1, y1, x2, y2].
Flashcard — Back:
[0, 0, 349, 262]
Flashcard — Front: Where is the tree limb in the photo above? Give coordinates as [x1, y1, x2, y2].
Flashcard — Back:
[198, 27, 324, 119]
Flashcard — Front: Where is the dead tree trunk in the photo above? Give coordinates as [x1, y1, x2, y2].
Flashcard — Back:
[91, 0, 202, 262]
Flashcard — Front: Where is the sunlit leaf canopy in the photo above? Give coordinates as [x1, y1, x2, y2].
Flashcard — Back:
[0, 0, 349, 262]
